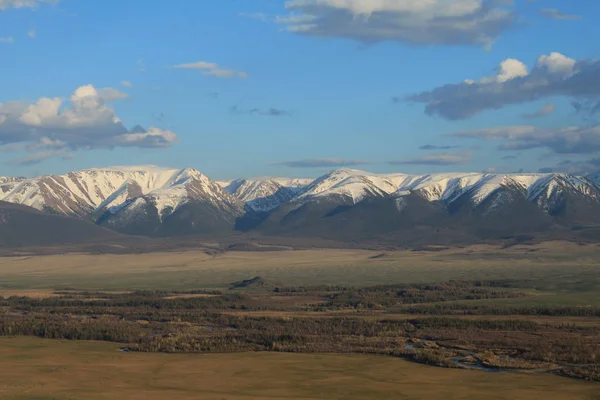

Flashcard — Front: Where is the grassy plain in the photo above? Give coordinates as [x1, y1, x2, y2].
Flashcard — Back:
[0, 336, 598, 400]
[2, 241, 600, 295]
[2, 241, 600, 399]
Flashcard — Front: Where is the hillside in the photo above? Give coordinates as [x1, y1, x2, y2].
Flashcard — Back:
[0, 201, 124, 248]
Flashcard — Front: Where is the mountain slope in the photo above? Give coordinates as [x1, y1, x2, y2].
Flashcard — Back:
[0, 201, 123, 248]
[220, 179, 295, 212]
[98, 169, 245, 236]
[0, 166, 200, 216]
[3, 166, 600, 243]
[295, 169, 403, 203]
[252, 169, 600, 243]
[218, 177, 313, 212]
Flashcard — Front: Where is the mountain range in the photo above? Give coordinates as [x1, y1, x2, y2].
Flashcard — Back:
[3, 165, 600, 247]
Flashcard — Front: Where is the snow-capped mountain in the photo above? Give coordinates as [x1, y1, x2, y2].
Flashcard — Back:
[0, 166, 244, 235]
[2, 166, 600, 240]
[219, 179, 294, 212]
[0, 166, 197, 215]
[0, 177, 26, 197]
[294, 169, 405, 203]
[2, 166, 600, 219]
[98, 170, 244, 236]
[286, 169, 600, 212]
[107, 168, 242, 218]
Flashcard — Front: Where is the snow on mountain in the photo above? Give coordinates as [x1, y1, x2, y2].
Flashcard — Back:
[0, 166, 238, 218]
[3, 166, 600, 225]
[218, 177, 313, 193]
[527, 174, 600, 212]
[397, 172, 600, 215]
[219, 177, 314, 212]
[150, 168, 242, 218]
[393, 173, 555, 206]
[286, 168, 600, 214]
[99, 170, 245, 236]
[269, 177, 314, 192]
[395, 173, 487, 203]
[295, 169, 403, 203]
[107, 170, 243, 224]
[0, 177, 26, 197]
[219, 179, 293, 212]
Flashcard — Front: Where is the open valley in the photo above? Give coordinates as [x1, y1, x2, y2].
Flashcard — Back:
[2, 243, 600, 399]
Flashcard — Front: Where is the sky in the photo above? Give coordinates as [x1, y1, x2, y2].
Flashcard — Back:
[1, 0, 599, 180]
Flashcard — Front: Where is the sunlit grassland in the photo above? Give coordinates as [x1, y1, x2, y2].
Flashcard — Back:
[0, 337, 598, 400]
[1, 241, 600, 304]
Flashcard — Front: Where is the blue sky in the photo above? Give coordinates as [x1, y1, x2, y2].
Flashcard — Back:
[1, 0, 599, 179]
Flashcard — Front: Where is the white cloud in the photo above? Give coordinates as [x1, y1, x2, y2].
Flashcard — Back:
[277, 0, 516, 47]
[478, 58, 528, 84]
[120, 81, 132, 87]
[0, 84, 178, 165]
[27, 29, 36, 38]
[407, 52, 600, 119]
[173, 61, 248, 79]
[536, 52, 576, 75]
[173, 61, 218, 70]
[0, 0, 56, 10]
[0, 37, 14, 43]
[119, 127, 178, 147]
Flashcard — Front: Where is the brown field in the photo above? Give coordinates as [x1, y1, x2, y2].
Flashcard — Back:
[2, 242, 600, 399]
[0, 290, 58, 299]
[0, 337, 598, 400]
[1, 241, 600, 291]
[219, 309, 600, 326]
[162, 293, 218, 299]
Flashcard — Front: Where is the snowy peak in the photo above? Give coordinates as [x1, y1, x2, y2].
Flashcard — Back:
[527, 174, 600, 213]
[283, 169, 600, 217]
[103, 168, 242, 221]
[399, 173, 487, 203]
[4, 166, 600, 239]
[221, 178, 296, 212]
[219, 176, 313, 212]
[0, 166, 237, 218]
[0, 177, 26, 196]
[296, 169, 401, 203]
[268, 177, 314, 193]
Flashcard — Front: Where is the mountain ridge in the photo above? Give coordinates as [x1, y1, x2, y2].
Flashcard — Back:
[3, 166, 600, 243]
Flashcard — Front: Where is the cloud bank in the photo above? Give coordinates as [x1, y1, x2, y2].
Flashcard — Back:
[407, 52, 600, 120]
[0, 84, 178, 164]
[277, 0, 516, 48]
[446, 124, 600, 155]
